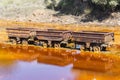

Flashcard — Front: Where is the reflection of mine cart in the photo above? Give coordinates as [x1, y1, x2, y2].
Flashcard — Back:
[37, 55, 72, 66]
[37, 48, 73, 66]
[73, 53, 113, 72]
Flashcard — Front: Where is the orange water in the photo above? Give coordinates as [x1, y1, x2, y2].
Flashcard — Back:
[0, 20, 120, 80]
[0, 44, 119, 80]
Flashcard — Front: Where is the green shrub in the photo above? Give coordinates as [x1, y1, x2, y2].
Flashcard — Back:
[91, 0, 119, 10]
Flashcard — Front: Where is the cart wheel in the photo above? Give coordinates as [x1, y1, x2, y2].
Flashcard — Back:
[48, 41, 52, 47]
[80, 45, 85, 51]
[22, 40, 28, 45]
[35, 40, 40, 45]
[68, 43, 75, 49]
[54, 43, 60, 48]
[89, 46, 93, 51]
[93, 46, 101, 52]
[11, 39, 17, 45]
[101, 46, 107, 51]
[60, 43, 67, 48]
[43, 42, 47, 48]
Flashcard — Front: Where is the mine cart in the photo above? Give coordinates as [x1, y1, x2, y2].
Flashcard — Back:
[6, 27, 37, 45]
[35, 29, 74, 48]
[72, 31, 114, 51]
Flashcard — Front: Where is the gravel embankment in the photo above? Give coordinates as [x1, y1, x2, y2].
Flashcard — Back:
[0, 0, 120, 25]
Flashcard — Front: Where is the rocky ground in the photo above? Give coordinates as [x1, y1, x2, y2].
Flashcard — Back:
[0, 0, 120, 25]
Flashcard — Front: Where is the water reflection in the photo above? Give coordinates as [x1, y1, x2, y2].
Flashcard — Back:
[0, 43, 119, 80]
[0, 43, 75, 80]
[37, 49, 73, 66]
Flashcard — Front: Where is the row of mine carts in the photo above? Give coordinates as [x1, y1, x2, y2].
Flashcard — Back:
[0, 43, 117, 72]
[6, 27, 114, 51]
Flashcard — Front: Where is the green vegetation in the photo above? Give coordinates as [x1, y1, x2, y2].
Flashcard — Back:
[1, 0, 119, 14]
[0, 0, 119, 22]
[45, 0, 88, 15]
[91, 0, 120, 10]
[45, 0, 120, 12]
[45, 0, 120, 21]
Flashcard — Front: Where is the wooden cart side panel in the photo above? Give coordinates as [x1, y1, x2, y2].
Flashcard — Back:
[72, 32, 105, 37]
[36, 31, 63, 36]
[8, 35, 29, 39]
[74, 37, 105, 43]
[72, 32, 114, 43]
[36, 30, 71, 41]
[6, 28, 32, 39]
